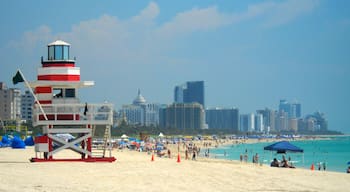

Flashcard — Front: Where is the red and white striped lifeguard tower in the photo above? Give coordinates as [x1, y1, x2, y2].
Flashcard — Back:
[29, 40, 116, 162]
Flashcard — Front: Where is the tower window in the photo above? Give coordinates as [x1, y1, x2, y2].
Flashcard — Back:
[53, 88, 63, 98]
[65, 89, 75, 98]
[55, 45, 63, 60]
[48, 46, 54, 60]
[63, 46, 69, 60]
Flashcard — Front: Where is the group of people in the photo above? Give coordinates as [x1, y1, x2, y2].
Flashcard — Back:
[239, 151, 260, 165]
[317, 162, 327, 171]
[270, 155, 295, 168]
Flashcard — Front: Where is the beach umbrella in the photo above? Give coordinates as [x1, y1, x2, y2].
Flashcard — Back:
[121, 134, 128, 139]
[264, 141, 304, 153]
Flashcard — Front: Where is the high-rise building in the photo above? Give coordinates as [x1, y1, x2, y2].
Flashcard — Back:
[279, 99, 290, 116]
[256, 108, 276, 132]
[279, 99, 301, 118]
[119, 104, 145, 126]
[21, 90, 34, 122]
[240, 113, 255, 132]
[205, 108, 239, 131]
[0, 82, 21, 121]
[174, 85, 185, 104]
[275, 111, 289, 131]
[255, 113, 263, 132]
[174, 81, 204, 107]
[288, 118, 298, 132]
[293, 103, 301, 118]
[160, 103, 205, 130]
[144, 103, 162, 127]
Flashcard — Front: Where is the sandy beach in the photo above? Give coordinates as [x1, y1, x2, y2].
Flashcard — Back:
[0, 145, 349, 192]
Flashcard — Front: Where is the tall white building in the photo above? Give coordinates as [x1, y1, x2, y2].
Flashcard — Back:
[144, 103, 161, 127]
[0, 82, 21, 121]
[254, 113, 263, 132]
[240, 113, 255, 132]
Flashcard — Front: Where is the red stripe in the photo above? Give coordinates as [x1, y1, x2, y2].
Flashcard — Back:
[39, 114, 54, 121]
[42, 63, 75, 67]
[35, 136, 48, 143]
[38, 114, 80, 121]
[35, 86, 52, 93]
[38, 75, 80, 81]
[35, 100, 52, 104]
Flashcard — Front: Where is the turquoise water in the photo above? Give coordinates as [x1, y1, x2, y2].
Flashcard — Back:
[210, 136, 350, 173]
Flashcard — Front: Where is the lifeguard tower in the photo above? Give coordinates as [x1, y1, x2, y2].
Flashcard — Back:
[29, 40, 116, 162]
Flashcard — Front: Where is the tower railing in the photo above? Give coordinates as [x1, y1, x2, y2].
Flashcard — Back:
[32, 103, 113, 126]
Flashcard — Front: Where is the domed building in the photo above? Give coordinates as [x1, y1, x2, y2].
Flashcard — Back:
[133, 89, 146, 106]
[119, 89, 162, 127]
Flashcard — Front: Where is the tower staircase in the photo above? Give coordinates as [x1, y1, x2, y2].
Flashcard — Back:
[91, 125, 111, 158]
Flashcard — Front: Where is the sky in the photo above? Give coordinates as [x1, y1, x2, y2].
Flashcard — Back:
[0, 0, 349, 133]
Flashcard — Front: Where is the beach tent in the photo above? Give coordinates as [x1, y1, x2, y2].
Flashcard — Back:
[1, 135, 11, 147]
[159, 132, 164, 137]
[56, 133, 75, 141]
[264, 141, 304, 166]
[11, 136, 26, 149]
[264, 141, 303, 153]
[24, 136, 35, 146]
[121, 134, 128, 139]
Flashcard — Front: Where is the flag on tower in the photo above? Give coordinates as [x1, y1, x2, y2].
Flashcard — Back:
[12, 70, 24, 85]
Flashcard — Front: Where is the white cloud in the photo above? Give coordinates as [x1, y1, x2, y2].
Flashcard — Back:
[9, 0, 320, 69]
[4, 0, 322, 108]
[131, 2, 160, 23]
[249, 0, 320, 27]
[9, 25, 52, 53]
[156, 6, 231, 38]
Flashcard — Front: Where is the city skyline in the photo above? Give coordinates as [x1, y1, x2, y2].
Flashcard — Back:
[1, 1, 349, 133]
[0, 80, 331, 134]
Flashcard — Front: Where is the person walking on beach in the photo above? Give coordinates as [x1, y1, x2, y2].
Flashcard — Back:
[185, 149, 189, 160]
[167, 149, 171, 158]
[254, 153, 259, 164]
[192, 151, 196, 160]
[323, 162, 326, 171]
[244, 153, 248, 163]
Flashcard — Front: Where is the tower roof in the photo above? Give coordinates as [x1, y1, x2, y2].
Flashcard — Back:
[133, 89, 146, 105]
[48, 40, 70, 46]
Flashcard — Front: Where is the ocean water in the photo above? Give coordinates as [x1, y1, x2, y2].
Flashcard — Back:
[210, 136, 350, 173]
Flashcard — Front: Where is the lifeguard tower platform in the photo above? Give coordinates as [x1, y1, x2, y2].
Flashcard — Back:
[29, 40, 116, 162]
